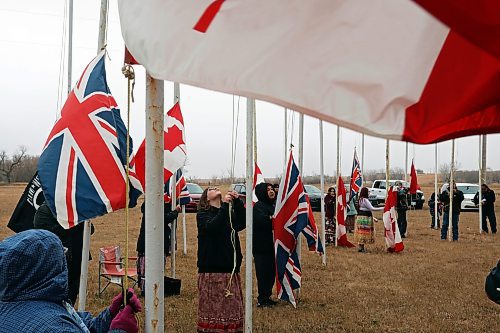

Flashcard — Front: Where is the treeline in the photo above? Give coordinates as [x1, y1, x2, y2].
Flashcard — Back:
[0, 147, 39, 184]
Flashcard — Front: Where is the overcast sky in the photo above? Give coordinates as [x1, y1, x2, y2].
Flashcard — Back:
[1, 1, 499, 180]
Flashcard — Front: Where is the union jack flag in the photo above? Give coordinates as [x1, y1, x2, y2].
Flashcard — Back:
[349, 149, 363, 201]
[164, 168, 191, 206]
[38, 51, 136, 229]
[273, 151, 323, 307]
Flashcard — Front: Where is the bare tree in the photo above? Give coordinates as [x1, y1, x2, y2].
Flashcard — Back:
[0, 146, 27, 183]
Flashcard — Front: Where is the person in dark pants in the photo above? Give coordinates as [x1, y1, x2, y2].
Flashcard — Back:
[395, 181, 409, 238]
[253, 183, 277, 307]
[474, 184, 497, 234]
[428, 192, 442, 229]
[136, 201, 180, 296]
[33, 202, 89, 306]
[440, 182, 464, 241]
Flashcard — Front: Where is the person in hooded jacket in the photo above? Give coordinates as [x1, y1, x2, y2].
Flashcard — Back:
[0, 229, 141, 333]
[33, 202, 91, 306]
[253, 182, 278, 307]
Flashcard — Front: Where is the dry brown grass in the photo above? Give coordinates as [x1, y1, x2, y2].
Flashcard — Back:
[1, 184, 499, 332]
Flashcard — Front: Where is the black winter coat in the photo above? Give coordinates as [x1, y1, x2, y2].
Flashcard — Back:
[253, 183, 275, 255]
[440, 190, 464, 214]
[473, 189, 496, 211]
[196, 198, 246, 273]
[136, 202, 179, 255]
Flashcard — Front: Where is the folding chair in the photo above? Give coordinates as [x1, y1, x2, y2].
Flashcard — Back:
[98, 245, 138, 297]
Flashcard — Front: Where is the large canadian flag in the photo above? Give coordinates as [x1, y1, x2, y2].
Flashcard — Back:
[118, 0, 500, 144]
[383, 187, 404, 253]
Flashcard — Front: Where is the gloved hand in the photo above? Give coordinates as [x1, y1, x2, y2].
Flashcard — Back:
[110, 305, 138, 333]
[109, 288, 141, 318]
[109, 291, 124, 318]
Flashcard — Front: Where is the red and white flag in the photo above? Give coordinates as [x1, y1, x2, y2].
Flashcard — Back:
[336, 176, 354, 248]
[129, 102, 187, 193]
[409, 159, 419, 195]
[383, 187, 404, 253]
[118, 0, 500, 144]
[252, 162, 265, 204]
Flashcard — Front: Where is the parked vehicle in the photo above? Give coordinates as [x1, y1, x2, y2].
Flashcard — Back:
[185, 182, 204, 212]
[303, 184, 322, 212]
[368, 180, 425, 209]
[229, 183, 247, 201]
[442, 183, 479, 211]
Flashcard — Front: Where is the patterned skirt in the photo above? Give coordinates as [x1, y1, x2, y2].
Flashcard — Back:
[354, 215, 375, 244]
[325, 218, 336, 244]
[198, 273, 244, 333]
[345, 215, 356, 232]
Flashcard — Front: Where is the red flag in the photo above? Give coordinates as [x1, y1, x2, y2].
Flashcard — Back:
[409, 160, 419, 194]
[383, 187, 404, 253]
[336, 177, 355, 247]
[252, 162, 265, 205]
[129, 102, 187, 193]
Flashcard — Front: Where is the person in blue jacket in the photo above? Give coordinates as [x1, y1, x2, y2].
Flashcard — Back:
[0, 229, 141, 333]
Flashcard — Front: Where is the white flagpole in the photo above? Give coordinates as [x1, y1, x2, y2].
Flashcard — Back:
[297, 113, 304, 260]
[145, 74, 165, 333]
[284, 108, 287, 170]
[319, 120, 326, 265]
[170, 82, 180, 278]
[361, 133, 365, 186]
[78, 0, 106, 311]
[449, 139, 455, 242]
[67, 0, 73, 95]
[404, 142, 408, 182]
[434, 144, 438, 229]
[385, 140, 390, 199]
[182, 204, 187, 255]
[478, 136, 483, 233]
[245, 98, 255, 333]
[335, 126, 341, 248]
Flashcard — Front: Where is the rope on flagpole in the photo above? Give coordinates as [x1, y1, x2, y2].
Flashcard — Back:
[121, 63, 135, 305]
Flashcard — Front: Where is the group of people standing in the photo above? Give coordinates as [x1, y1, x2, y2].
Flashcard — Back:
[428, 182, 496, 242]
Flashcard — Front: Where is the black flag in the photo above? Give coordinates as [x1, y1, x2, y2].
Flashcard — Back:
[7, 172, 46, 232]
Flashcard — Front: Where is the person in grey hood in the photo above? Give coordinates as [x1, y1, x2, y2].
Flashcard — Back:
[253, 182, 278, 307]
[0, 229, 141, 333]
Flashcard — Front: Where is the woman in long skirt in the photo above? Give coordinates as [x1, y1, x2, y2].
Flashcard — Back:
[354, 187, 383, 252]
[345, 194, 357, 233]
[196, 187, 246, 333]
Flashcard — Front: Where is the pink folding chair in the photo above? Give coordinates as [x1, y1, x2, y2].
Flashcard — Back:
[98, 245, 138, 296]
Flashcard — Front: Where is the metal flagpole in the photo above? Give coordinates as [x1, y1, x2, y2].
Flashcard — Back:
[335, 126, 340, 248]
[171, 82, 180, 277]
[182, 204, 187, 255]
[434, 144, 438, 229]
[385, 140, 390, 199]
[284, 108, 287, 170]
[245, 98, 255, 333]
[361, 133, 365, 186]
[404, 142, 408, 182]
[319, 120, 326, 265]
[297, 113, 304, 260]
[449, 139, 455, 242]
[78, 0, 106, 311]
[253, 104, 257, 163]
[67, 0, 73, 95]
[478, 136, 483, 233]
[145, 74, 165, 333]
[480, 134, 487, 233]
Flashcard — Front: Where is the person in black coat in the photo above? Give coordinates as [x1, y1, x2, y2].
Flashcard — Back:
[136, 201, 180, 295]
[196, 187, 246, 332]
[253, 182, 277, 307]
[440, 182, 465, 241]
[33, 202, 89, 306]
[395, 181, 409, 238]
[474, 184, 497, 234]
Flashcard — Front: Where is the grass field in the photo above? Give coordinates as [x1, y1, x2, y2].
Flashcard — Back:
[1, 184, 499, 332]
